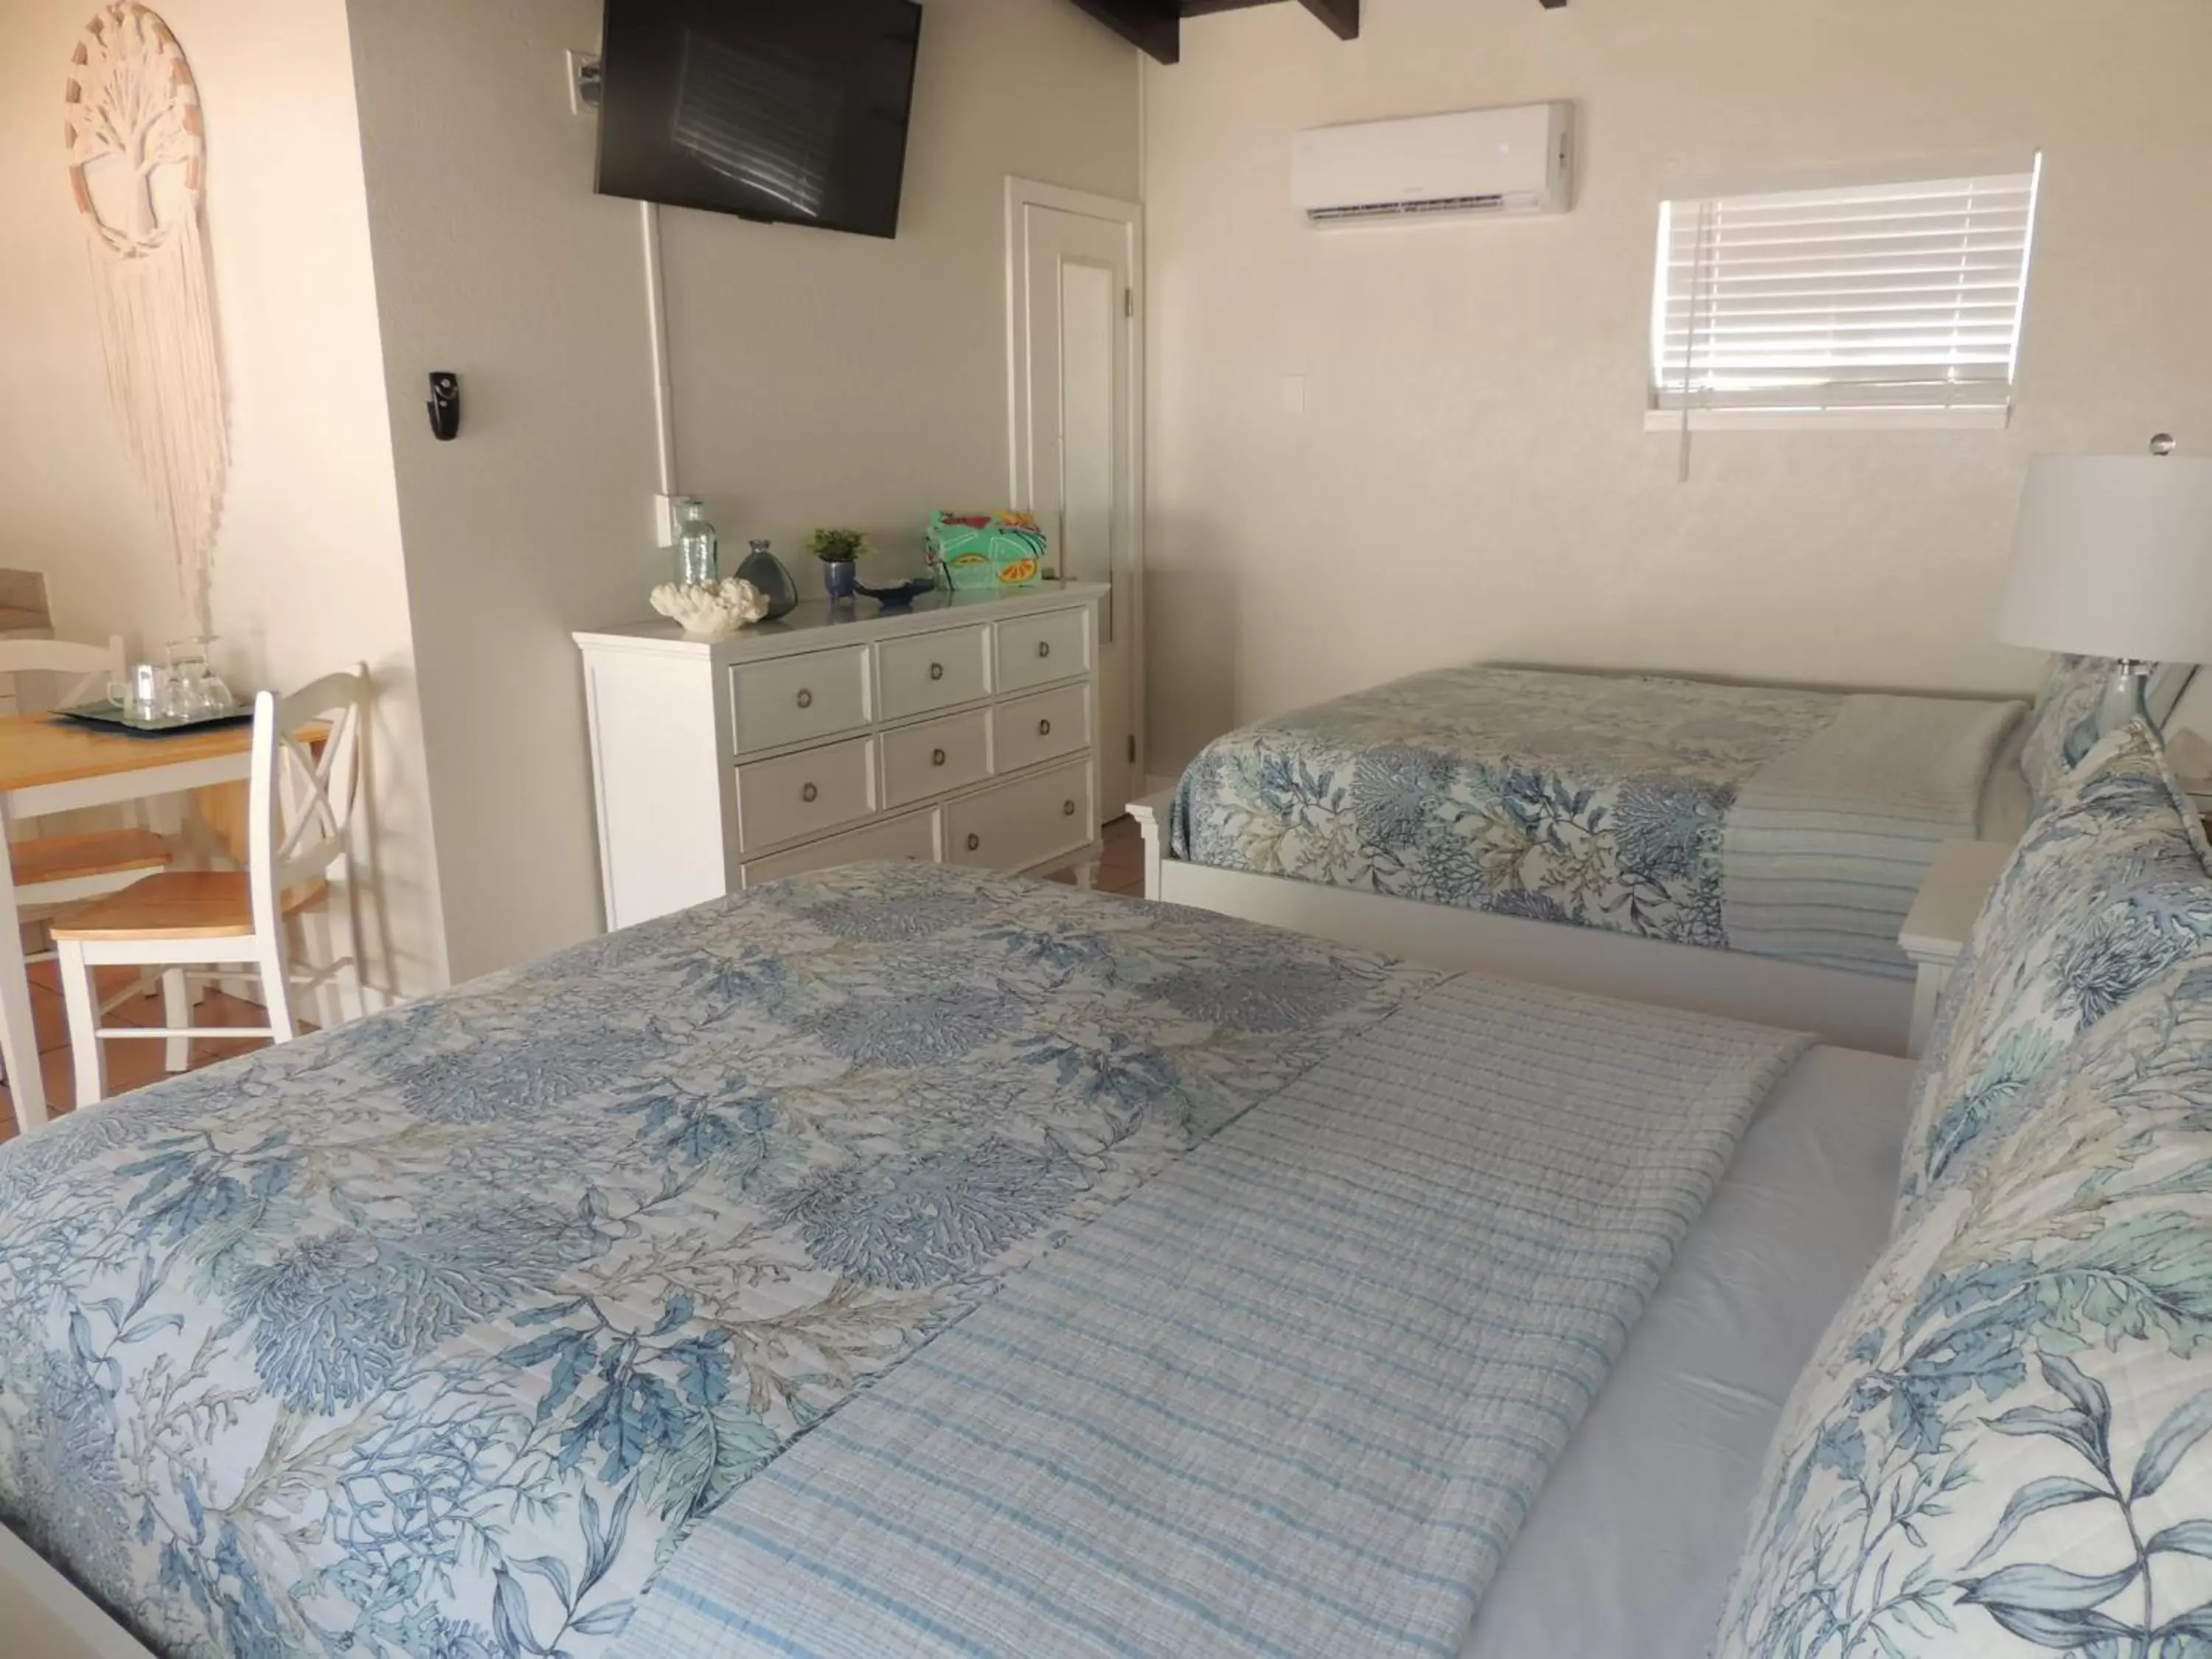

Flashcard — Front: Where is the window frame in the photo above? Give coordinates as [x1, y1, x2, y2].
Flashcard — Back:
[1645, 156, 2044, 433]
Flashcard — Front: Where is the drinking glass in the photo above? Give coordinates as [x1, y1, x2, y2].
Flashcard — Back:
[164, 636, 236, 717]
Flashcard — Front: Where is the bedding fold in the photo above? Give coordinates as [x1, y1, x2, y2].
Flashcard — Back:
[1719, 694, 2022, 976]
[621, 976, 1810, 1659]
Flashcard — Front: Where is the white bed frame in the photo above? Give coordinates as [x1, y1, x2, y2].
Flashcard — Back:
[1, 1524, 155, 1659]
[1130, 793, 1915, 1055]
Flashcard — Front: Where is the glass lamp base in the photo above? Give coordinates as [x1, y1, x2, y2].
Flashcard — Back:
[2102, 658, 2155, 734]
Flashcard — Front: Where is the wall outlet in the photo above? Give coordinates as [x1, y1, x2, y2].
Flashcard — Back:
[566, 50, 602, 117]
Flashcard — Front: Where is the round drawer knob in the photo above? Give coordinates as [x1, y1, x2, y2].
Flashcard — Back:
[796, 689, 813, 709]
[966, 832, 982, 852]
[801, 782, 818, 803]
[931, 748, 947, 767]
[1037, 718, 1052, 737]
[1062, 799, 1077, 817]
[928, 662, 945, 681]
[1036, 641, 1051, 659]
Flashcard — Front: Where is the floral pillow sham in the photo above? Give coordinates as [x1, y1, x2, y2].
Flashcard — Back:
[2020, 655, 2196, 804]
[1896, 720, 2212, 1222]
[1714, 956, 2212, 1658]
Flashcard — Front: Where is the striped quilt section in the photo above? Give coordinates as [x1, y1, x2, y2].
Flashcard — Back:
[619, 975, 1809, 1659]
[1720, 694, 2023, 977]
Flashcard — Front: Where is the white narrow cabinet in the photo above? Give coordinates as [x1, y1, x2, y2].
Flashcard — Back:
[574, 582, 1110, 931]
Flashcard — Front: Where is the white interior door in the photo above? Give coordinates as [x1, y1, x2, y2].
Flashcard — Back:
[1009, 182, 1141, 820]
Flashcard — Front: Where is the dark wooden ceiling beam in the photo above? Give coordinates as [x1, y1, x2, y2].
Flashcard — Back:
[1175, 0, 1360, 42]
[1295, 0, 1360, 39]
[1066, 0, 1380, 61]
[1066, 0, 1180, 63]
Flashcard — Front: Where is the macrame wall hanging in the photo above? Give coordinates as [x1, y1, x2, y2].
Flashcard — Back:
[63, 2, 226, 634]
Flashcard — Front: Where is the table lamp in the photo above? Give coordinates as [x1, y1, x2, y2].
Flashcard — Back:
[1997, 437, 2212, 725]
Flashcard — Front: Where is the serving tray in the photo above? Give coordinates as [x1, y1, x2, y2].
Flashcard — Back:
[54, 700, 252, 738]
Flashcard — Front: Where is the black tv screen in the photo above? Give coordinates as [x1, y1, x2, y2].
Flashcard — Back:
[596, 0, 922, 239]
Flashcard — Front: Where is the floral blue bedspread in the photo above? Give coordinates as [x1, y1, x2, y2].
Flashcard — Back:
[1171, 665, 1842, 950]
[0, 863, 1444, 1659]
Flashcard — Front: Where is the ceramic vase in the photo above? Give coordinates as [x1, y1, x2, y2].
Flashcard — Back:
[822, 559, 858, 602]
[737, 540, 799, 621]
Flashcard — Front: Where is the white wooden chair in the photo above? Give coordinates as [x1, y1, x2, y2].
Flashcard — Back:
[0, 638, 175, 1081]
[53, 668, 368, 1104]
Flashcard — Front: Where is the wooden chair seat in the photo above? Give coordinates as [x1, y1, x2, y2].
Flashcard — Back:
[13, 827, 172, 890]
[51, 871, 328, 942]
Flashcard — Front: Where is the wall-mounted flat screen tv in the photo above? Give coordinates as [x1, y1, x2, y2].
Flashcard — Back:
[595, 0, 923, 240]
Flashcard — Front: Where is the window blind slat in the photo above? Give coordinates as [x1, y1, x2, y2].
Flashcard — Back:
[1672, 215, 2033, 251]
[1661, 307, 2023, 331]
[1670, 256, 2028, 282]
[1661, 300, 2024, 325]
[1693, 179, 2032, 215]
[1690, 196, 2031, 231]
[1655, 384, 2012, 412]
[1651, 163, 2041, 419]
[1666, 239, 2029, 271]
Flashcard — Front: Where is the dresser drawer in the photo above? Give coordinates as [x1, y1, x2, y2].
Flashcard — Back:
[877, 625, 990, 720]
[993, 608, 1091, 694]
[740, 807, 940, 886]
[729, 647, 871, 755]
[945, 759, 1093, 872]
[734, 737, 877, 854]
[993, 684, 1090, 776]
[882, 710, 991, 808]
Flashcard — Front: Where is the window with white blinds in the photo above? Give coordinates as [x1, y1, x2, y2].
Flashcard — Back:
[1649, 160, 2042, 426]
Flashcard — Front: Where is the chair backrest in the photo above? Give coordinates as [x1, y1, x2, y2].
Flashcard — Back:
[0, 636, 125, 709]
[246, 667, 369, 938]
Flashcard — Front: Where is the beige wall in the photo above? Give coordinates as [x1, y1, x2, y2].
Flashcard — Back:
[0, 0, 447, 999]
[347, 0, 661, 984]
[661, 0, 1144, 574]
[1142, 0, 2212, 772]
[347, 0, 1141, 980]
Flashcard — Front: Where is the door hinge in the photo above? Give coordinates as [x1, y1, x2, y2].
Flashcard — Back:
[1127, 734, 1137, 763]
[1124, 288, 1134, 319]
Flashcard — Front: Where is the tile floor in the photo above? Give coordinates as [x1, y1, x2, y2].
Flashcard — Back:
[0, 816, 1150, 1145]
[1048, 813, 1145, 898]
[0, 964, 282, 1145]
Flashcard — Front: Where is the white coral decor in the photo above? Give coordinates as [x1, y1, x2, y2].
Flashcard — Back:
[650, 577, 771, 638]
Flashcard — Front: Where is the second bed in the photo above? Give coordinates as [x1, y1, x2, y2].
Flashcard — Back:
[1144, 663, 2038, 1051]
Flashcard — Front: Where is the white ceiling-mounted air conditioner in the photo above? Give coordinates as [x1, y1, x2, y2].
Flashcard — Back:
[1292, 102, 1574, 225]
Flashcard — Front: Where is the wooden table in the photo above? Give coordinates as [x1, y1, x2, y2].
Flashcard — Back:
[0, 712, 264, 1135]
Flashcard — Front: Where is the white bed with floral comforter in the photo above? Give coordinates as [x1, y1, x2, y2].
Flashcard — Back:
[0, 859, 1836, 1659]
[1169, 665, 2025, 979]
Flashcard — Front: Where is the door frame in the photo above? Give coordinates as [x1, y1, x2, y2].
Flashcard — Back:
[1004, 176, 1147, 812]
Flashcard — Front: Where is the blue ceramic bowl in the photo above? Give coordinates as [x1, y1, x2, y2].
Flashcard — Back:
[855, 578, 939, 610]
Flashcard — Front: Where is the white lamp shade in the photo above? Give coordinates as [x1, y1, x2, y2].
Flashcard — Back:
[1997, 455, 2212, 662]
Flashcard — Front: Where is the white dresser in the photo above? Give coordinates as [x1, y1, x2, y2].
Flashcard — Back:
[574, 582, 1109, 931]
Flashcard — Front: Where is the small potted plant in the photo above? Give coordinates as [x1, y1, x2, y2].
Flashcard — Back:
[808, 528, 872, 602]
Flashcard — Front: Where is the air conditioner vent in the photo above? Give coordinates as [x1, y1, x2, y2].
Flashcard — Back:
[1308, 193, 1507, 223]
[1292, 102, 1573, 223]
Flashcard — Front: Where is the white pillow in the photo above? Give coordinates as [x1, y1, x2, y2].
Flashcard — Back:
[1895, 721, 2212, 1225]
[1714, 957, 2212, 1658]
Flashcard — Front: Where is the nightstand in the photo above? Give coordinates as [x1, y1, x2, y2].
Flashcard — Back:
[1898, 839, 2015, 1060]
